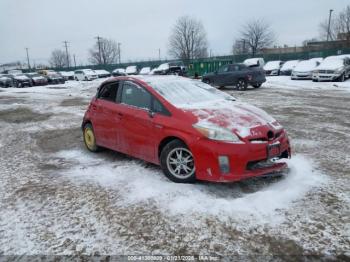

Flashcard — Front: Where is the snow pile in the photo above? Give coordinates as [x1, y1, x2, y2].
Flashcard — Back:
[264, 76, 350, 91]
[57, 149, 326, 224]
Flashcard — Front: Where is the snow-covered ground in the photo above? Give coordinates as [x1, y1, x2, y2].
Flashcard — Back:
[0, 78, 349, 258]
[264, 75, 350, 92]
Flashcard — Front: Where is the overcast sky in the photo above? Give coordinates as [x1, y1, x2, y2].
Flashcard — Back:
[0, 0, 349, 65]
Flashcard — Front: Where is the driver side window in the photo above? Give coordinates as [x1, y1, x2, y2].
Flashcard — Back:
[121, 81, 151, 110]
[98, 82, 119, 102]
[218, 65, 229, 73]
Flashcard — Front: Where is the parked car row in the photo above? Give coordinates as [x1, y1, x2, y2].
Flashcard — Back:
[111, 62, 187, 78]
[261, 55, 350, 82]
[0, 69, 68, 88]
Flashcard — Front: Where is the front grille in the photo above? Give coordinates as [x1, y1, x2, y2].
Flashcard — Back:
[246, 159, 276, 170]
[319, 70, 334, 74]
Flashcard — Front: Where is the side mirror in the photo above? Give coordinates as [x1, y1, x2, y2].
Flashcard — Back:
[148, 109, 155, 118]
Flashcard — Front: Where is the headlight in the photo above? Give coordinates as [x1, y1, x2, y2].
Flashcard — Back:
[334, 68, 343, 74]
[193, 122, 241, 143]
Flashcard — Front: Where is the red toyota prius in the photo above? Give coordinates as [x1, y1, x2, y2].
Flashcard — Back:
[82, 76, 291, 183]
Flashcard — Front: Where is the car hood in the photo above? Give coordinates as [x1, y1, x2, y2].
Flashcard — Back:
[183, 101, 283, 139]
[14, 75, 30, 80]
[32, 76, 46, 80]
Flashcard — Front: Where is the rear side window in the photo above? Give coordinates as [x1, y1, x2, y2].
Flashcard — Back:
[121, 81, 151, 110]
[98, 82, 119, 102]
[229, 65, 240, 71]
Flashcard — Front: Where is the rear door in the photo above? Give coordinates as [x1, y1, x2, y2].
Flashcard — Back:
[214, 65, 230, 85]
[117, 81, 160, 163]
[90, 81, 122, 150]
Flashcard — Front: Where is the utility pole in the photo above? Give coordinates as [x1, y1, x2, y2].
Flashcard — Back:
[118, 42, 121, 64]
[25, 48, 31, 70]
[327, 9, 334, 41]
[63, 41, 70, 67]
[73, 54, 77, 68]
[95, 36, 102, 64]
[158, 48, 161, 61]
[191, 30, 194, 59]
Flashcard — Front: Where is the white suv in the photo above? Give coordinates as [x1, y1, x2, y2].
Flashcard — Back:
[74, 69, 98, 81]
[312, 56, 350, 82]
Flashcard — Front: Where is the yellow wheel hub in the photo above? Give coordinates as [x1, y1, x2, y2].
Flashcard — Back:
[84, 128, 95, 150]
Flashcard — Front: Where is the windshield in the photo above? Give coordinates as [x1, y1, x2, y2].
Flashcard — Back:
[143, 76, 235, 108]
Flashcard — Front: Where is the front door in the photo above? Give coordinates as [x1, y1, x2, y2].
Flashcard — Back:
[117, 81, 157, 163]
[91, 81, 121, 150]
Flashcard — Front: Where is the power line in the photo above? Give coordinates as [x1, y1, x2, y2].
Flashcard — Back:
[63, 41, 70, 68]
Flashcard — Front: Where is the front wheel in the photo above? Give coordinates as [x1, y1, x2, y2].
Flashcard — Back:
[203, 78, 211, 85]
[338, 73, 345, 82]
[83, 123, 100, 152]
[160, 140, 196, 183]
[236, 79, 248, 90]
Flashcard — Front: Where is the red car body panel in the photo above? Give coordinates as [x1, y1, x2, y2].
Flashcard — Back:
[83, 76, 291, 182]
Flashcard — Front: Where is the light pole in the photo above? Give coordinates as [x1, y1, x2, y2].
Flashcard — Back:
[118, 42, 121, 64]
[25, 48, 31, 70]
[327, 9, 334, 41]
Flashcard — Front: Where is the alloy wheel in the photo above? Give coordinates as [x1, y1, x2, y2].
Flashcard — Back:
[166, 148, 195, 179]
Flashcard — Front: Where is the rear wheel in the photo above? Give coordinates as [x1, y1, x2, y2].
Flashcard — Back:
[160, 140, 196, 183]
[236, 79, 248, 90]
[83, 123, 100, 152]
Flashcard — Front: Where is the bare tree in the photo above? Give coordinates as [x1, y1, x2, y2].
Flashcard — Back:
[89, 38, 119, 65]
[319, 6, 350, 41]
[337, 5, 350, 40]
[237, 19, 275, 56]
[49, 49, 68, 68]
[168, 16, 208, 60]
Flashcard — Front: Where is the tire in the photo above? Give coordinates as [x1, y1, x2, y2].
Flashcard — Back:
[160, 139, 196, 183]
[83, 123, 100, 152]
[253, 83, 262, 88]
[236, 79, 248, 90]
[338, 73, 345, 82]
[203, 79, 210, 85]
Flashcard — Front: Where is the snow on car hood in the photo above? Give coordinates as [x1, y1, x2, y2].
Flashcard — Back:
[281, 60, 299, 71]
[293, 61, 318, 72]
[183, 100, 281, 138]
[264, 61, 281, 71]
[316, 59, 344, 70]
[14, 75, 30, 80]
